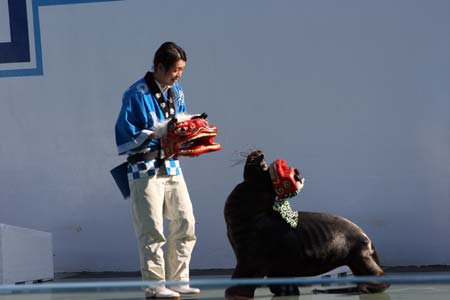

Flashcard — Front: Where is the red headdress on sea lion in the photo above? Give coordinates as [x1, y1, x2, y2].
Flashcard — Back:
[269, 159, 304, 200]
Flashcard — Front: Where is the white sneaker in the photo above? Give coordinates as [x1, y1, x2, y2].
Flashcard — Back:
[169, 285, 201, 294]
[145, 286, 181, 299]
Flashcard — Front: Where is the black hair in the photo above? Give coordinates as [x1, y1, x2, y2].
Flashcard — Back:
[153, 41, 187, 71]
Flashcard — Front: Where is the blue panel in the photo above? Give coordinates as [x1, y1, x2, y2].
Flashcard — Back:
[0, 0, 122, 77]
[0, 0, 30, 63]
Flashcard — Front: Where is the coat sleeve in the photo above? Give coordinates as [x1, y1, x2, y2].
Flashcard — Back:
[115, 91, 153, 155]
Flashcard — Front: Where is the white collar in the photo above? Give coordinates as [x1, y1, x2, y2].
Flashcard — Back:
[155, 80, 172, 95]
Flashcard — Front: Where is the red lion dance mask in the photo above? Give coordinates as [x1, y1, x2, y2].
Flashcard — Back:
[156, 113, 221, 158]
[269, 159, 304, 200]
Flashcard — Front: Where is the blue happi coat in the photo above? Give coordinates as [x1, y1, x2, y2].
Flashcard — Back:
[115, 77, 186, 155]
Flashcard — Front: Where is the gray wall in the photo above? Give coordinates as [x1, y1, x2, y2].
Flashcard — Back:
[0, 0, 449, 272]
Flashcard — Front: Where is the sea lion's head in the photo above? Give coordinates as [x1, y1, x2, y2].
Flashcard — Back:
[243, 150, 269, 184]
[243, 150, 304, 199]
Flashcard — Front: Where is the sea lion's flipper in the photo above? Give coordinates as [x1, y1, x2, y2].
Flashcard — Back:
[269, 284, 300, 296]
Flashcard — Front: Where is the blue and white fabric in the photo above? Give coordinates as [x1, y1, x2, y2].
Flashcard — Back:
[115, 78, 186, 155]
[164, 159, 182, 176]
[127, 159, 160, 180]
[127, 158, 182, 180]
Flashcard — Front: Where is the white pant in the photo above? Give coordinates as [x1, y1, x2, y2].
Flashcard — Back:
[129, 169, 196, 282]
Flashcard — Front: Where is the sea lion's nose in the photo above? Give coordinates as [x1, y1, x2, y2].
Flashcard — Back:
[294, 168, 303, 182]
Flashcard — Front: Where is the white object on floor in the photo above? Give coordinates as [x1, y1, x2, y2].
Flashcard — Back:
[0, 223, 54, 284]
[320, 266, 353, 278]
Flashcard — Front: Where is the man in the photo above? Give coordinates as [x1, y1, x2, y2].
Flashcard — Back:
[115, 42, 200, 299]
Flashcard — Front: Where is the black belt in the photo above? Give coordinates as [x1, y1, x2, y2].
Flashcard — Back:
[127, 150, 161, 164]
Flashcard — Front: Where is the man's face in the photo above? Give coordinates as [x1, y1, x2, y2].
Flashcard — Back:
[155, 59, 186, 87]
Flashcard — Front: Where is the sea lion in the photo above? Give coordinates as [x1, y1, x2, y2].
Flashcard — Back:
[224, 150, 389, 299]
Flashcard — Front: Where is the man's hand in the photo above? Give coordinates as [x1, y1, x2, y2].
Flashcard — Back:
[191, 112, 208, 119]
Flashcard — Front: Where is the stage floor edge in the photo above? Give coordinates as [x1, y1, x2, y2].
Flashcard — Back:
[1, 272, 450, 300]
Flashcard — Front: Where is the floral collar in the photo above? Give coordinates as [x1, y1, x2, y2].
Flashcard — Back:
[273, 199, 298, 228]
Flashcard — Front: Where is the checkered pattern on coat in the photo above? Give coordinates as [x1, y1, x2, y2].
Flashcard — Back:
[127, 158, 181, 180]
[164, 159, 182, 176]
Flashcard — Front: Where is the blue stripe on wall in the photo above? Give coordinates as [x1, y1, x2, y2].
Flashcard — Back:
[0, 0, 30, 64]
[0, 0, 122, 78]
[39, 0, 122, 5]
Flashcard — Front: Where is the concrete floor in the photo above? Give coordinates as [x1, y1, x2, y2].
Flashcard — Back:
[1, 274, 450, 300]
[1, 283, 450, 300]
